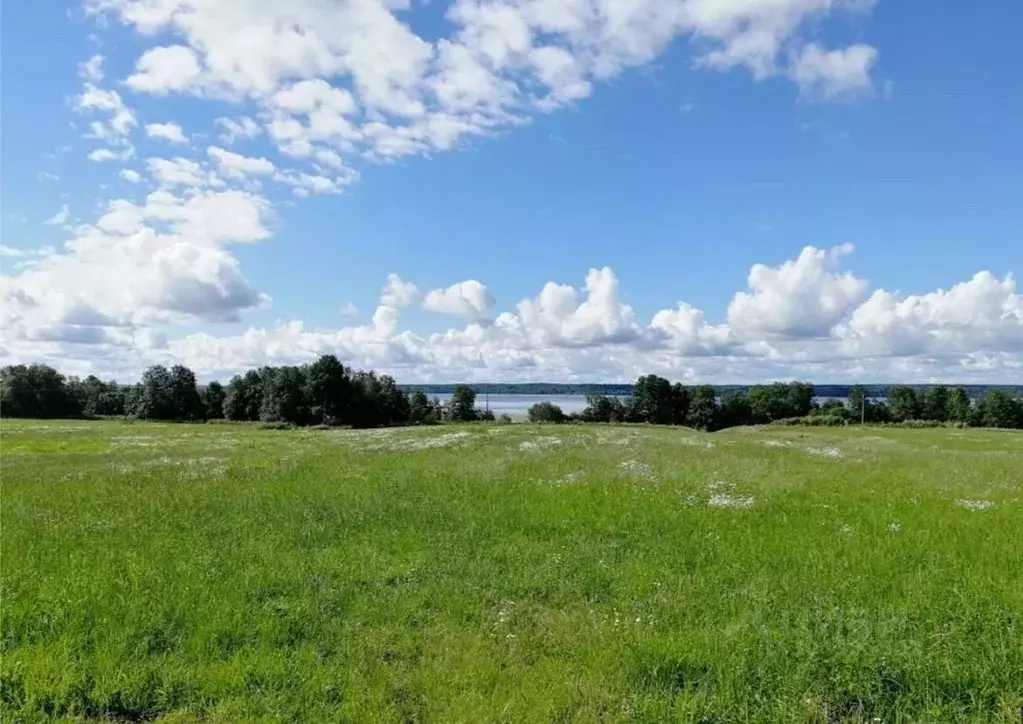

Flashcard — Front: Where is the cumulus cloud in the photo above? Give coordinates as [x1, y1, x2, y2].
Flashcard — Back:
[207, 146, 276, 179]
[5, 239, 1022, 382]
[87, 0, 881, 171]
[1, 189, 272, 360]
[145, 122, 188, 144]
[727, 244, 867, 340]
[423, 280, 495, 320]
[215, 116, 262, 143]
[146, 157, 222, 188]
[789, 43, 878, 99]
[126, 45, 203, 94]
[119, 169, 142, 183]
[380, 274, 420, 308]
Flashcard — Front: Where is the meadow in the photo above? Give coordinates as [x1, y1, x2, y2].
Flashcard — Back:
[1, 419, 1021, 722]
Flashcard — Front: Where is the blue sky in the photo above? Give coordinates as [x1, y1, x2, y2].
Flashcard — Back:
[2, 0, 1021, 383]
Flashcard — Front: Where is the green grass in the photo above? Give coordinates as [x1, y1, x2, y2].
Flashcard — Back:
[2, 419, 1022, 722]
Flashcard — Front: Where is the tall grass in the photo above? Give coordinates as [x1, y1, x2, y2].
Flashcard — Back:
[2, 420, 1021, 722]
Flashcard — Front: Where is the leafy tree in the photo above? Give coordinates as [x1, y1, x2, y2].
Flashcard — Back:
[67, 375, 124, 416]
[887, 385, 922, 422]
[630, 374, 674, 424]
[718, 391, 752, 428]
[580, 393, 626, 423]
[947, 387, 971, 423]
[923, 385, 950, 422]
[814, 399, 850, 419]
[0, 364, 80, 418]
[306, 354, 350, 423]
[528, 401, 566, 423]
[260, 366, 309, 424]
[223, 375, 251, 421]
[448, 384, 478, 422]
[846, 385, 869, 423]
[974, 390, 1023, 429]
[202, 381, 226, 420]
[669, 383, 690, 426]
[688, 385, 718, 431]
[133, 365, 176, 420]
[170, 365, 204, 420]
[409, 390, 438, 425]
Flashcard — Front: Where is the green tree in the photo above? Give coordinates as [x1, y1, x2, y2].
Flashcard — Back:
[887, 386, 921, 422]
[688, 385, 718, 431]
[975, 390, 1023, 429]
[924, 385, 950, 422]
[718, 391, 752, 429]
[260, 366, 308, 424]
[133, 365, 175, 420]
[947, 387, 971, 423]
[630, 374, 674, 424]
[847, 385, 869, 423]
[0, 364, 80, 418]
[409, 390, 438, 425]
[223, 375, 250, 421]
[202, 381, 226, 420]
[580, 393, 626, 423]
[528, 401, 566, 423]
[669, 383, 690, 426]
[170, 365, 204, 420]
[306, 354, 349, 423]
[448, 385, 478, 422]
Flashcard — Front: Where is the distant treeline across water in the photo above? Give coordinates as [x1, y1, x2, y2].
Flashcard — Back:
[402, 383, 1022, 399]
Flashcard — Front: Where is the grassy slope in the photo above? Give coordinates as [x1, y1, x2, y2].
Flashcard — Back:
[1, 420, 1021, 722]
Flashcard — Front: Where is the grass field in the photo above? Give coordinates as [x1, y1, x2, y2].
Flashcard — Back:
[2, 419, 1022, 722]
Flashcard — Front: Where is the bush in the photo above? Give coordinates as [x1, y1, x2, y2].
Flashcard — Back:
[258, 421, 294, 430]
[771, 415, 848, 427]
[528, 401, 566, 423]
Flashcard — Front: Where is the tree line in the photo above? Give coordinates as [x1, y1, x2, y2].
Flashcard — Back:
[3, 364, 1021, 430]
[529, 376, 1023, 430]
[0, 360, 493, 426]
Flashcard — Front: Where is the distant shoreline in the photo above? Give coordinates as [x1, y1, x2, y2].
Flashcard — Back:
[402, 384, 1021, 398]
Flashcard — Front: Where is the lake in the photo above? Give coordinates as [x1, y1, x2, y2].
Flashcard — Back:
[432, 393, 593, 418]
[431, 393, 865, 419]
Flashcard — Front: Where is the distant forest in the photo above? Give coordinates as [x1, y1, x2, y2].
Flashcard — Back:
[402, 383, 1022, 398]
[2, 362, 1021, 430]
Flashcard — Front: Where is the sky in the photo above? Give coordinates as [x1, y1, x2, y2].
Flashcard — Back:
[1, 0, 1021, 385]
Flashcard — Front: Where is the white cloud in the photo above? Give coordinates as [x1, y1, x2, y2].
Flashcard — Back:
[126, 45, 203, 94]
[215, 116, 262, 143]
[273, 169, 354, 196]
[146, 157, 222, 188]
[88, 0, 881, 173]
[78, 54, 105, 83]
[37, 172, 60, 182]
[44, 205, 71, 226]
[1, 189, 273, 357]
[340, 301, 359, 319]
[727, 244, 867, 340]
[837, 272, 1023, 357]
[74, 84, 136, 148]
[145, 122, 188, 144]
[207, 146, 276, 179]
[119, 169, 142, 183]
[5, 238, 1023, 382]
[380, 274, 420, 308]
[789, 43, 878, 99]
[88, 146, 135, 162]
[423, 280, 495, 320]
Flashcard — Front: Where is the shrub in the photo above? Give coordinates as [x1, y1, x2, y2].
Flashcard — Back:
[528, 401, 566, 423]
